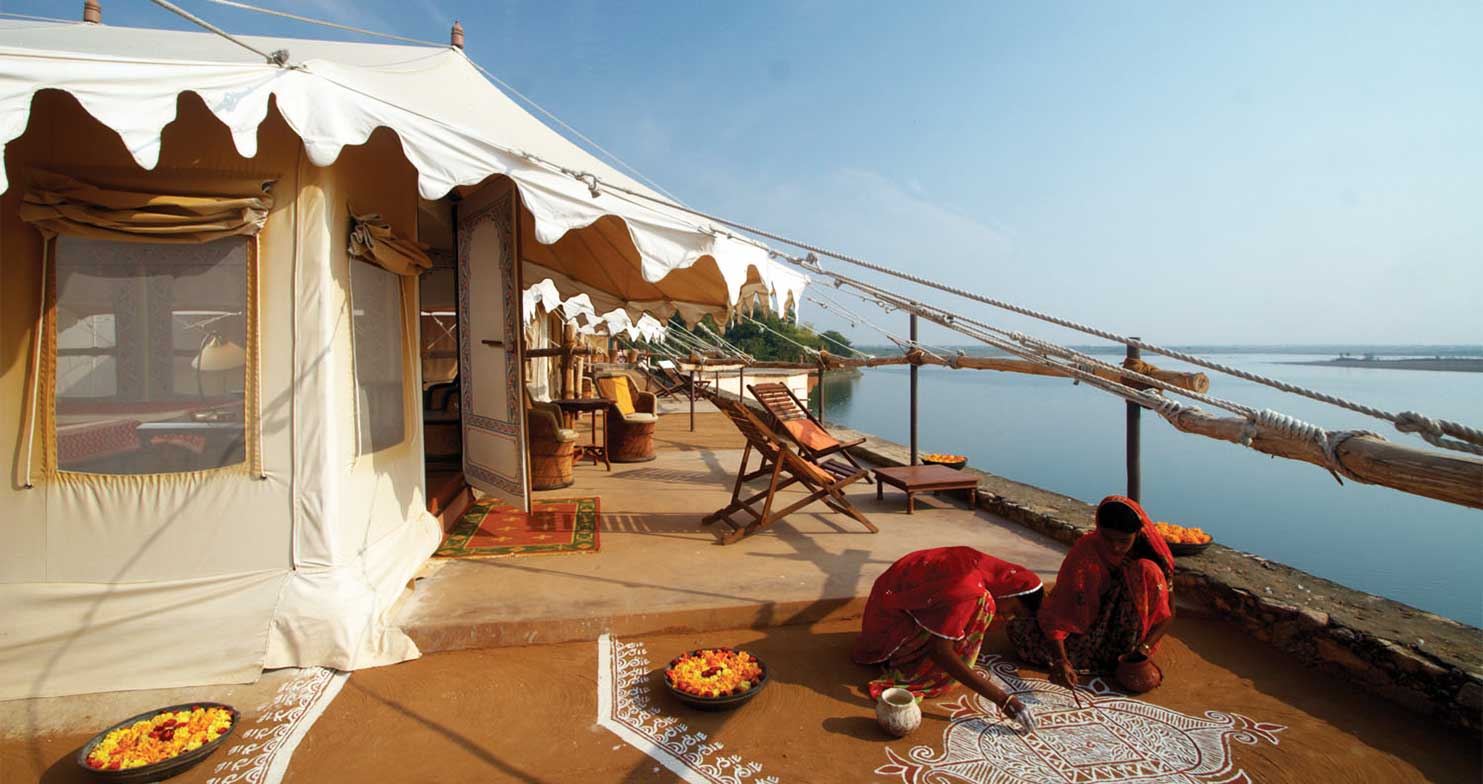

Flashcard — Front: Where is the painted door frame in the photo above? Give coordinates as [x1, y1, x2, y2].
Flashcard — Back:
[456, 177, 530, 510]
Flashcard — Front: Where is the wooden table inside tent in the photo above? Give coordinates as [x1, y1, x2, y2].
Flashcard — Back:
[553, 397, 612, 471]
[872, 465, 980, 514]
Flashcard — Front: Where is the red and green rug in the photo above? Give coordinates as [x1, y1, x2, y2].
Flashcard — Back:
[435, 496, 600, 558]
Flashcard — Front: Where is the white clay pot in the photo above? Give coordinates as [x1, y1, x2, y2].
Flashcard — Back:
[876, 687, 922, 737]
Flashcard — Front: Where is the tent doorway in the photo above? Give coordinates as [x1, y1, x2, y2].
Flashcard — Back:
[455, 178, 530, 511]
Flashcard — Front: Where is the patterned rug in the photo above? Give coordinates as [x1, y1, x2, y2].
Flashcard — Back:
[434, 496, 600, 558]
[877, 654, 1285, 784]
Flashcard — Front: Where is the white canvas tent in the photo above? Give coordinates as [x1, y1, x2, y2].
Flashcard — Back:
[0, 19, 805, 700]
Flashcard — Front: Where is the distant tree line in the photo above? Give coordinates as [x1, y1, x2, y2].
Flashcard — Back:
[655, 311, 854, 363]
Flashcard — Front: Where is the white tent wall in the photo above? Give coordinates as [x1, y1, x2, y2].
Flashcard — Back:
[0, 92, 436, 699]
[263, 127, 439, 671]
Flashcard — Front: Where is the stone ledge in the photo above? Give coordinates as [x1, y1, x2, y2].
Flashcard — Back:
[829, 422, 1483, 734]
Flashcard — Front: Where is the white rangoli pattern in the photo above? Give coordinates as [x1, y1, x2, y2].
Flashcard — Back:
[876, 655, 1284, 784]
[206, 667, 348, 784]
[597, 634, 778, 784]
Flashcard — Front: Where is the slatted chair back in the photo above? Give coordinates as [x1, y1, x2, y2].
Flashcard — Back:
[704, 394, 877, 544]
[712, 395, 784, 461]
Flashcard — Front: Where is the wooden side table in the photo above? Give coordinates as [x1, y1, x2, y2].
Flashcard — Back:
[872, 465, 979, 514]
[552, 397, 612, 471]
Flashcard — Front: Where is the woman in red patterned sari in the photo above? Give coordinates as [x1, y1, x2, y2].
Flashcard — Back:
[1009, 496, 1175, 688]
[853, 546, 1043, 727]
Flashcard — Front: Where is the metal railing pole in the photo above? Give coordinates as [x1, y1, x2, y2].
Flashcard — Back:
[689, 368, 696, 432]
[816, 360, 826, 421]
[1126, 337, 1142, 502]
[910, 313, 919, 465]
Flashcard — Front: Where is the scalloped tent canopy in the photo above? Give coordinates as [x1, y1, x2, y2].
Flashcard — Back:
[0, 19, 806, 320]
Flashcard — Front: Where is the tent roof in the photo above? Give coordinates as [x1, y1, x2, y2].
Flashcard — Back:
[0, 20, 806, 319]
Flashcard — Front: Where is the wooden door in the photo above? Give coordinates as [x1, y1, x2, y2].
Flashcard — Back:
[457, 178, 529, 510]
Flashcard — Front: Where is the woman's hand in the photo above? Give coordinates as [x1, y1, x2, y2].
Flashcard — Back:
[1054, 659, 1078, 689]
[1001, 695, 1037, 733]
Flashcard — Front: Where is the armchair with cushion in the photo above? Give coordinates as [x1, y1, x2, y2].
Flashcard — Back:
[594, 371, 658, 462]
[525, 389, 578, 489]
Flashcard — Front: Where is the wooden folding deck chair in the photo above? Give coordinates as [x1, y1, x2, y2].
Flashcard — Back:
[638, 363, 687, 399]
[655, 359, 713, 397]
[703, 395, 877, 545]
[748, 382, 873, 484]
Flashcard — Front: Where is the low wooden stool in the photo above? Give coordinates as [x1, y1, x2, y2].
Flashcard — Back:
[873, 465, 980, 514]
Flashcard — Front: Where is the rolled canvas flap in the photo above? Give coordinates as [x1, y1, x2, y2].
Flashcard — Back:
[348, 211, 432, 276]
[19, 170, 273, 242]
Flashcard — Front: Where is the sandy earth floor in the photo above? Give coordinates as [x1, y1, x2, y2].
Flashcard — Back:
[8, 616, 1477, 783]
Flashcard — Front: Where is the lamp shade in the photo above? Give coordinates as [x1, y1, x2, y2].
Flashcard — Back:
[193, 336, 246, 372]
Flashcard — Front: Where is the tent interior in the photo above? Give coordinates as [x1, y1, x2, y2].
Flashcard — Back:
[0, 76, 787, 700]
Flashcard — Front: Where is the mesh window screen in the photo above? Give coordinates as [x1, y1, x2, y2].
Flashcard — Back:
[351, 260, 407, 454]
[54, 236, 249, 474]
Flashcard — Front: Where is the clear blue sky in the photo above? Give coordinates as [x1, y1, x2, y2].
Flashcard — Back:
[11, 1, 1480, 346]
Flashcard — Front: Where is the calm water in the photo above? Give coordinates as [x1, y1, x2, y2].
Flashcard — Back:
[815, 351, 1483, 626]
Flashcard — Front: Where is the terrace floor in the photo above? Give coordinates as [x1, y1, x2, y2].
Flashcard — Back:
[6, 403, 1480, 782]
[395, 405, 1071, 653]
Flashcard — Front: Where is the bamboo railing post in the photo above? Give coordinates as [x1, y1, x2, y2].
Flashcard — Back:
[910, 314, 919, 465]
[738, 364, 745, 402]
[1126, 339, 1142, 502]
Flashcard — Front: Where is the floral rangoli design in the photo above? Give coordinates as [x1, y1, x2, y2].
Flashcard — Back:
[877, 655, 1284, 784]
[597, 634, 776, 784]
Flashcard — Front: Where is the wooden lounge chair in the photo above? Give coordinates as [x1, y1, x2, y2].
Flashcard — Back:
[703, 395, 877, 545]
[656, 359, 713, 397]
[638, 363, 687, 399]
[747, 382, 872, 484]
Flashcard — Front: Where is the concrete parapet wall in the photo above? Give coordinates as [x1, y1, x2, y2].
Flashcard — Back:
[827, 422, 1483, 734]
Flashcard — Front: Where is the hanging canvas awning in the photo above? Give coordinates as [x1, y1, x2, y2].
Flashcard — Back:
[0, 20, 805, 319]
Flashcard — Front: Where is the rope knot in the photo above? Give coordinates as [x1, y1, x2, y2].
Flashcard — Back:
[577, 173, 601, 198]
[1394, 411, 1443, 437]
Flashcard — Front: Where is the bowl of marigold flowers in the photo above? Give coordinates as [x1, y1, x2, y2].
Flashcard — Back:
[663, 647, 769, 711]
[76, 702, 238, 782]
[1154, 521, 1213, 556]
[920, 452, 967, 470]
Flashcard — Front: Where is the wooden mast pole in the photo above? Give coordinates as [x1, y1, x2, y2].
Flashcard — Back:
[1126, 338, 1142, 502]
[909, 314, 919, 465]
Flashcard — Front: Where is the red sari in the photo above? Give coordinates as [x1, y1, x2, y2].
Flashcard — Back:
[1030, 496, 1174, 664]
[853, 547, 1042, 699]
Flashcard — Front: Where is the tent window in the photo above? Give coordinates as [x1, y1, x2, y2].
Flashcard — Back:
[352, 260, 407, 454]
[54, 236, 249, 474]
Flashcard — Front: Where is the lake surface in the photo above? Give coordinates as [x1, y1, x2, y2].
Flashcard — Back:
[814, 350, 1483, 626]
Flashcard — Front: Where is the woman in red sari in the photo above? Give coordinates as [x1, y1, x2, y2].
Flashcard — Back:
[853, 546, 1043, 728]
[1008, 496, 1175, 687]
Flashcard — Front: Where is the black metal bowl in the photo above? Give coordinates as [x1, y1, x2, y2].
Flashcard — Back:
[661, 648, 769, 712]
[76, 702, 239, 783]
[921, 456, 967, 470]
[1167, 540, 1212, 556]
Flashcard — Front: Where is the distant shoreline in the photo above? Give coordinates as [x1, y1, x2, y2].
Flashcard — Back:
[1282, 358, 1483, 373]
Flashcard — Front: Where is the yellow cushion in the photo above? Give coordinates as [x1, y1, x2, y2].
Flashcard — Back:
[604, 376, 636, 416]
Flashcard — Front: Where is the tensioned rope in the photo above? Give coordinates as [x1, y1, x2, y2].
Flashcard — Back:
[739, 313, 821, 359]
[198, 0, 684, 203]
[0, 10, 75, 23]
[814, 287, 960, 360]
[805, 294, 949, 363]
[695, 321, 755, 362]
[147, 0, 289, 65]
[836, 274, 1378, 484]
[543, 172, 1483, 456]
[138, 0, 1481, 457]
